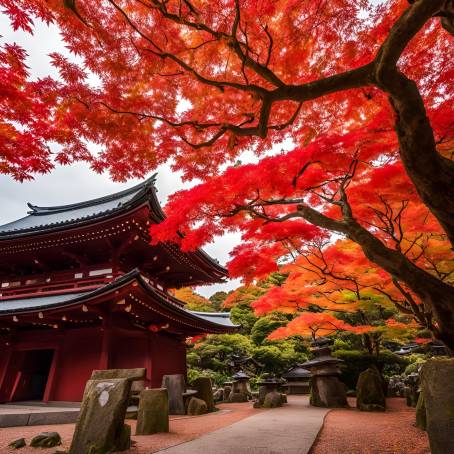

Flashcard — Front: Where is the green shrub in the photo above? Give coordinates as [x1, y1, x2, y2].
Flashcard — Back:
[333, 349, 409, 390]
[187, 368, 230, 387]
[404, 354, 428, 375]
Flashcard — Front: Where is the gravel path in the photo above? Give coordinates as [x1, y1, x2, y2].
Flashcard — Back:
[0, 402, 260, 454]
[311, 398, 430, 454]
[159, 395, 328, 454]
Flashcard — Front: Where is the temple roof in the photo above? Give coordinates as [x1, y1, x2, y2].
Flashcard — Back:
[282, 365, 312, 379]
[0, 269, 237, 333]
[0, 175, 162, 239]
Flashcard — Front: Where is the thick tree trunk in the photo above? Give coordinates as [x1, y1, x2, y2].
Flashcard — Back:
[345, 221, 454, 351]
[372, 0, 454, 247]
[378, 71, 454, 248]
[297, 204, 454, 351]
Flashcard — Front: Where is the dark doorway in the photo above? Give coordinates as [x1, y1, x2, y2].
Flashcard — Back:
[9, 349, 55, 401]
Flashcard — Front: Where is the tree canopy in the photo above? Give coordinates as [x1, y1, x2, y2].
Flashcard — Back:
[2, 1, 453, 347]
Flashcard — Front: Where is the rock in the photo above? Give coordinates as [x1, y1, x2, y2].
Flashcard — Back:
[311, 376, 348, 408]
[415, 391, 426, 431]
[404, 373, 420, 407]
[9, 438, 26, 449]
[69, 378, 131, 454]
[117, 424, 131, 451]
[213, 389, 224, 402]
[356, 368, 386, 412]
[223, 385, 232, 401]
[280, 393, 287, 404]
[421, 358, 454, 454]
[253, 400, 261, 409]
[161, 374, 186, 415]
[30, 432, 61, 448]
[258, 385, 268, 406]
[187, 397, 208, 416]
[263, 391, 283, 408]
[193, 377, 215, 412]
[136, 388, 169, 435]
[229, 391, 248, 403]
[90, 368, 146, 381]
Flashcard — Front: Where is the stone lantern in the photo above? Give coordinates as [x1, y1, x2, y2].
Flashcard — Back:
[302, 337, 347, 408]
[228, 371, 250, 402]
[282, 365, 312, 395]
[256, 374, 283, 406]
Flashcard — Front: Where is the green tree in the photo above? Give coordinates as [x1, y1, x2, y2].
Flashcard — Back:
[209, 291, 229, 311]
[251, 313, 289, 345]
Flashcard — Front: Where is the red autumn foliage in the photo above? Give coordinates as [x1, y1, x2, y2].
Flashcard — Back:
[1, 1, 453, 346]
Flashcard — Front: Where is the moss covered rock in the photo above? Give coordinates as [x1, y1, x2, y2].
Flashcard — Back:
[30, 432, 61, 448]
[421, 358, 454, 454]
[263, 391, 283, 408]
[136, 388, 169, 435]
[69, 378, 131, 454]
[356, 368, 386, 412]
[9, 438, 26, 449]
[187, 397, 208, 415]
[193, 377, 215, 412]
[415, 391, 426, 431]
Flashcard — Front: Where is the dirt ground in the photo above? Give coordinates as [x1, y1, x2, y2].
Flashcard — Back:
[0, 402, 261, 453]
[311, 398, 430, 454]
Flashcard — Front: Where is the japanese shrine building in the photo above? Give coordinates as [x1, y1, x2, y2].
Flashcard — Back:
[0, 176, 236, 403]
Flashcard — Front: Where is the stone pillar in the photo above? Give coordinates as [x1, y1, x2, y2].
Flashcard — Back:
[69, 378, 131, 454]
[161, 374, 186, 415]
[421, 358, 454, 454]
[136, 388, 169, 435]
[193, 377, 215, 412]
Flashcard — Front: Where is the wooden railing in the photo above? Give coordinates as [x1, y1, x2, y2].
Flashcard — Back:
[0, 270, 124, 300]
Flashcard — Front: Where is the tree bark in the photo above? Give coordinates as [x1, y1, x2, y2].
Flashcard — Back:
[296, 204, 454, 350]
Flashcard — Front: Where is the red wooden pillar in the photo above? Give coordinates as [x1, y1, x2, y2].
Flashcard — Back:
[99, 315, 112, 370]
[43, 346, 60, 402]
[145, 332, 153, 387]
[0, 340, 14, 402]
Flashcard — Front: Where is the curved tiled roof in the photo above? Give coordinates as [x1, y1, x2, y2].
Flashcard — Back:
[0, 175, 161, 239]
[0, 269, 238, 332]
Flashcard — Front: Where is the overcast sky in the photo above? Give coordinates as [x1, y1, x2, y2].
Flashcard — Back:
[0, 13, 243, 298]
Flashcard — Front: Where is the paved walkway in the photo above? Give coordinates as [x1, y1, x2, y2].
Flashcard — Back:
[159, 396, 330, 454]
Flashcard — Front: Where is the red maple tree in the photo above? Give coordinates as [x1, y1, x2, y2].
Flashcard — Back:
[2, 1, 454, 347]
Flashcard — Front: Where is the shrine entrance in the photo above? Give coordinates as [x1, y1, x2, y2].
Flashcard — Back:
[2, 349, 55, 402]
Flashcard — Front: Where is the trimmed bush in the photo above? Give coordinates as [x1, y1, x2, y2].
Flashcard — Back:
[333, 349, 408, 390]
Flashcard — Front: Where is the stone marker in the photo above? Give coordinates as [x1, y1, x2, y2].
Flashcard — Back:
[69, 378, 131, 454]
[187, 397, 208, 415]
[421, 358, 454, 454]
[9, 438, 26, 449]
[229, 391, 248, 403]
[223, 385, 232, 401]
[404, 373, 420, 408]
[213, 388, 224, 402]
[356, 368, 386, 412]
[136, 388, 169, 435]
[91, 368, 146, 381]
[30, 432, 61, 448]
[415, 391, 426, 431]
[161, 374, 186, 415]
[263, 391, 283, 408]
[193, 377, 215, 412]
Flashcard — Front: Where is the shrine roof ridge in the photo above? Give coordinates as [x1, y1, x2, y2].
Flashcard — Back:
[0, 269, 239, 332]
[0, 175, 161, 239]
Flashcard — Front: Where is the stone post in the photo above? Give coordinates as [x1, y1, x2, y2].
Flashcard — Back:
[161, 374, 186, 415]
[193, 377, 215, 412]
[136, 388, 169, 435]
[420, 358, 454, 454]
[69, 378, 131, 454]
